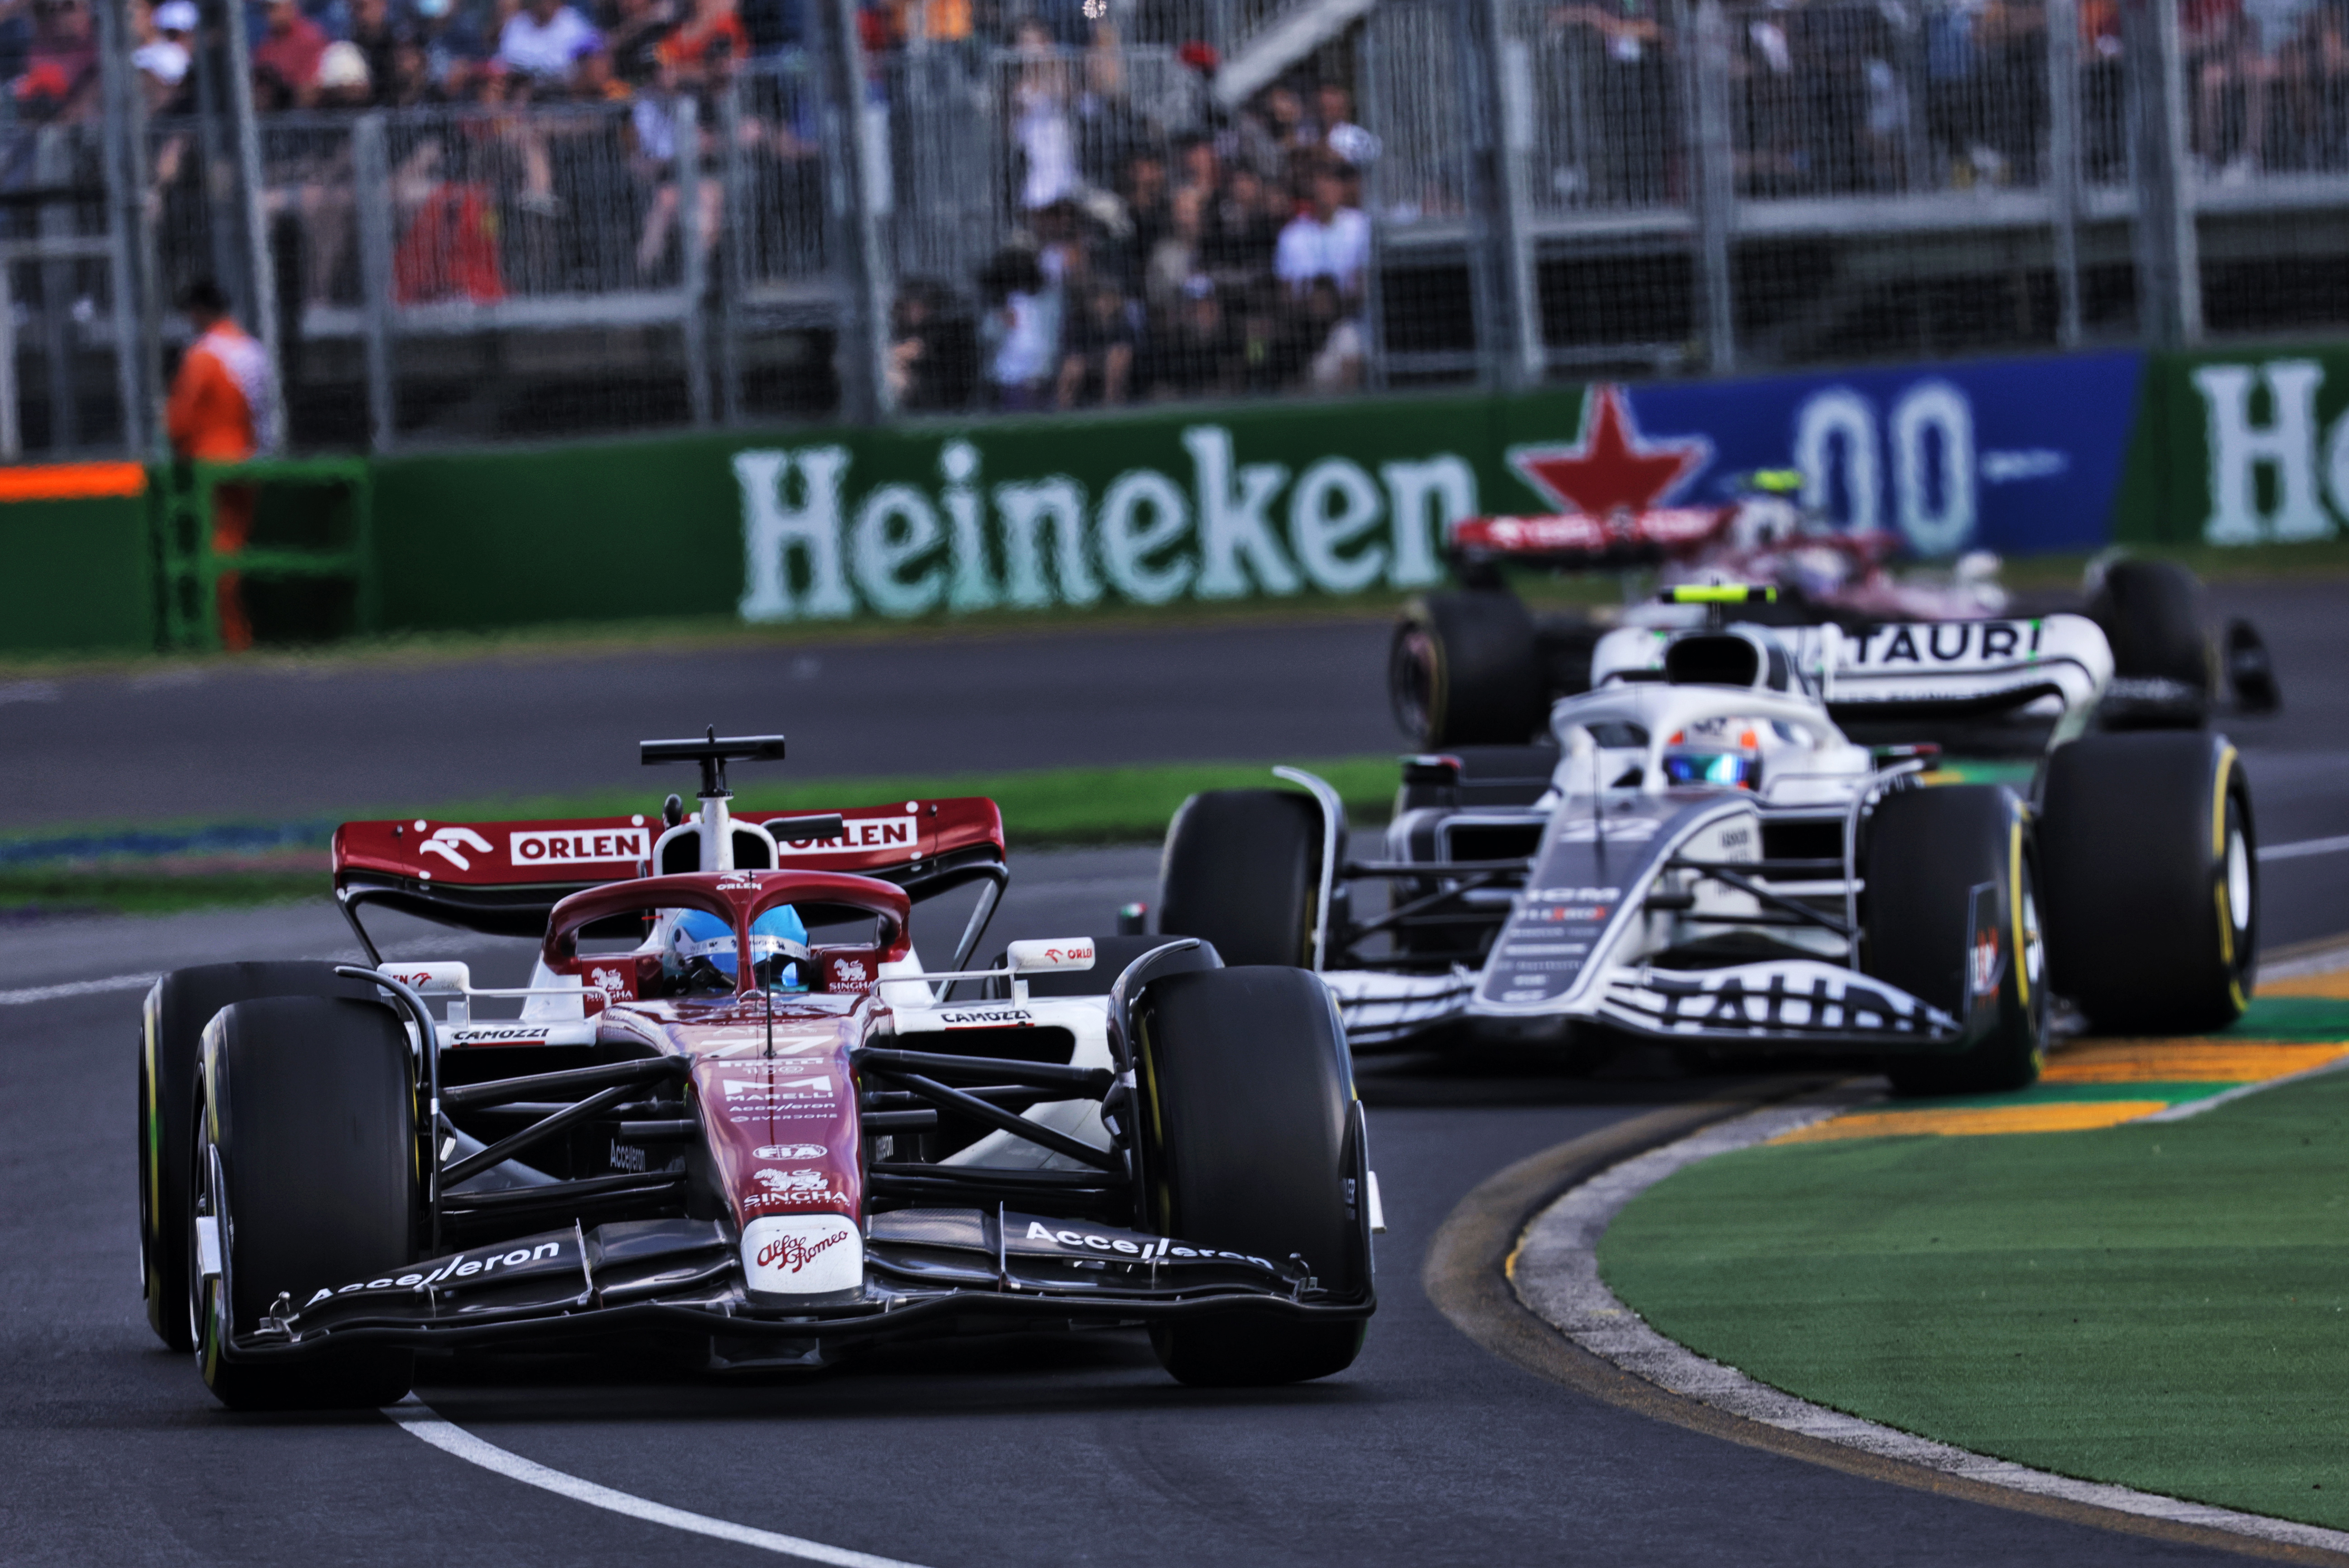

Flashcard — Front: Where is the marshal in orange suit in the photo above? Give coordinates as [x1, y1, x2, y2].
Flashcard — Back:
[165, 279, 275, 651]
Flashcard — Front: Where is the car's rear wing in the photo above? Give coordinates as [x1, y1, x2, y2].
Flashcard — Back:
[333, 796, 1008, 940]
[1592, 613, 2114, 724]
[1448, 507, 1732, 571]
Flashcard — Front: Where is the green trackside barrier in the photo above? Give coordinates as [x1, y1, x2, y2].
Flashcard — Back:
[152, 458, 377, 651]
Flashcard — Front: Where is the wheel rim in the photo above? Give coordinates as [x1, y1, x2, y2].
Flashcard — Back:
[1388, 625, 1439, 744]
[187, 1089, 216, 1360]
[2226, 822, 2252, 937]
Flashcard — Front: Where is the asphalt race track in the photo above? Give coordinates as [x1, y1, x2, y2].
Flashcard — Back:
[4, 579, 2347, 1565]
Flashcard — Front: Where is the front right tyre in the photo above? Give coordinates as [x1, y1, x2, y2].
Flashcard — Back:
[193, 994, 420, 1409]
[2038, 730, 2255, 1033]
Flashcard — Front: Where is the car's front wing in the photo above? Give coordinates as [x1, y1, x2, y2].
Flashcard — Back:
[225, 1209, 1371, 1366]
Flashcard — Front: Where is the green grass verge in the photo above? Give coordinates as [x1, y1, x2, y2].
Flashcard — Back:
[0, 867, 331, 917]
[0, 755, 1403, 917]
[1599, 1056, 2349, 1529]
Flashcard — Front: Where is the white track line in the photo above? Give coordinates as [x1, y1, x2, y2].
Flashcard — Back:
[2262, 833, 2349, 863]
[384, 1399, 934, 1568]
[1512, 1100, 2349, 1558]
[0, 972, 158, 1006]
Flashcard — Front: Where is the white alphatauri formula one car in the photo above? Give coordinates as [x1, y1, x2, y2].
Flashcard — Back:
[1160, 589, 2256, 1094]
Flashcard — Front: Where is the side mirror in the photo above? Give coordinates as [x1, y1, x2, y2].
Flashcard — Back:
[1005, 939, 1095, 1001]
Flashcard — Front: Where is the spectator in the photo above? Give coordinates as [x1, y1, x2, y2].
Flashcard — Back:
[344, 0, 408, 99]
[167, 279, 274, 652]
[1272, 165, 1368, 298]
[1010, 20, 1079, 210]
[414, 0, 491, 90]
[889, 278, 977, 410]
[253, 0, 330, 104]
[1313, 82, 1379, 166]
[656, 0, 743, 86]
[979, 245, 1056, 410]
[1299, 272, 1363, 391]
[25, 0, 97, 119]
[1149, 274, 1235, 400]
[134, 0, 198, 113]
[0, 0, 30, 89]
[738, 0, 801, 54]
[630, 58, 720, 278]
[1143, 182, 1203, 311]
[605, 0, 678, 81]
[571, 39, 629, 99]
[1200, 164, 1277, 288]
[500, 0, 598, 83]
[1056, 278, 1135, 406]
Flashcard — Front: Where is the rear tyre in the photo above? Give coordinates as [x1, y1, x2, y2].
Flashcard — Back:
[2226, 618, 2281, 714]
[193, 996, 419, 1409]
[1135, 967, 1369, 1385]
[1389, 590, 1545, 748]
[1863, 785, 2046, 1096]
[1159, 790, 1329, 968]
[2038, 731, 2254, 1033]
[2091, 559, 2212, 724]
[139, 962, 379, 1351]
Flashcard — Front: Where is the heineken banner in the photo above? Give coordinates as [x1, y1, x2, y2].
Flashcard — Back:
[366, 352, 2168, 633]
[2119, 344, 2349, 547]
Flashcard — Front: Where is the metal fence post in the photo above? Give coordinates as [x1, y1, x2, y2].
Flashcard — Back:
[352, 112, 395, 453]
[819, 0, 896, 422]
[675, 96, 712, 426]
[220, 0, 287, 447]
[1688, 0, 1736, 374]
[2045, 0, 2084, 348]
[716, 76, 746, 426]
[0, 258, 19, 460]
[34, 130, 76, 452]
[1480, 0, 1543, 386]
[96, 0, 154, 455]
[2122, 0, 2199, 347]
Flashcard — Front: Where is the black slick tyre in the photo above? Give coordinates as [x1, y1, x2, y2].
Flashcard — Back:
[1863, 784, 2047, 1096]
[139, 961, 379, 1351]
[193, 995, 420, 1409]
[1159, 789, 1329, 968]
[1389, 589, 1545, 747]
[1134, 967, 1369, 1385]
[2091, 559, 2213, 724]
[2038, 731, 2254, 1033]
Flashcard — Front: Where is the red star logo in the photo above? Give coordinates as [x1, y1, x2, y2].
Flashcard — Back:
[1510, 385, 1711, 515]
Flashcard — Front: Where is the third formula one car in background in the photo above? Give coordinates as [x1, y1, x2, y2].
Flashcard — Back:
[1405, 478, 2280, 747]
[1160, 590, 2255, 1094]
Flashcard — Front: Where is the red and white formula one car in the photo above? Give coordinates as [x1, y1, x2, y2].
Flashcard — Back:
[137, 733, 1377, 1408]
[1406, 479, 2279, 748]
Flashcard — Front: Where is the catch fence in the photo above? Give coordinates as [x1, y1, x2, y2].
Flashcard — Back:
[14, 0, 2349, 460]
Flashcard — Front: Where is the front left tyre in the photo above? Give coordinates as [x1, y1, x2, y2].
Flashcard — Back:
[193, 995, 420, 1409]
[1133, 966, 1370, 1385]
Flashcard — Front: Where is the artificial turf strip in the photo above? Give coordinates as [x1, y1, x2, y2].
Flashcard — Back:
[1597, 1067, 2349, 1529]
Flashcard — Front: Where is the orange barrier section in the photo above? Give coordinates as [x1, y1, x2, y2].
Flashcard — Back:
[0, 462, 147, 502]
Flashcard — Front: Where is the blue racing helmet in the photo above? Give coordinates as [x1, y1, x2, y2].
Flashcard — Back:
[668, 906, 812, 990]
